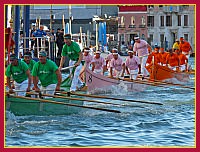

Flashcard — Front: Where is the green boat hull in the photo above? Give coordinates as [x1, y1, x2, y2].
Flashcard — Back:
[5, 96, 84, 116]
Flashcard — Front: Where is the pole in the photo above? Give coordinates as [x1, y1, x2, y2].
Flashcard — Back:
[50, 5, 52, 32]
[23, 5, 30, 52]
[14, 5, 20, 56]
[87, 30, 90, 47]
[69, 5, 72, 35]
[96, 21, 98, 50]
[80, 26, 82, 47]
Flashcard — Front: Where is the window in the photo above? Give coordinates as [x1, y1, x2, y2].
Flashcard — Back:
[184, 34, 188, 41]
[166, 15, 172, 26]
[150, 34, 153, 42]
[178, 15, 181, 26]
[184, 15, 188, 26]
[120, 34, 125, 42]
[160, 34, 165, 47]
[142, 34, 145, 40]
[160, 16, 164, 27]
[131, 16, 135, 25]
[121, 16, 125, 25]
[148, 5, 154, 8]
[147, 16, 154, 27]
[141, 16, 146, 25]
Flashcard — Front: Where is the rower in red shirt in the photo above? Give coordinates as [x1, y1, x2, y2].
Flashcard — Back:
[166, 49, 180, 71]
[159, 47, 168, 66]
[175, 49, 188, 72]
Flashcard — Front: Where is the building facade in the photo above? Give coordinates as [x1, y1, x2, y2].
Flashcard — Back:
[118, 5, 148, 46]
[147, 5, 195, 50]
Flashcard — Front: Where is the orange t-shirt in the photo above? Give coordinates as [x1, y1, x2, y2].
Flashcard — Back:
[152, 52, 162, 64]
[178, 54, 188, 65]
[166, 53, 179, 67]
[160, 52, 168, 64]
[146, 53, 153, 65]
[179, 41, 191, 53]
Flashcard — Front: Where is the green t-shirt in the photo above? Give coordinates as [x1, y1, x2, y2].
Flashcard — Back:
[32, 59, 58, 87]
[5, 60, 29, 83]
[22, 59, 36, 72]
[61, 41, 81, 61]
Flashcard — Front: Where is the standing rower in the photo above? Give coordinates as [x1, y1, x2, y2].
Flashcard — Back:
[133, 36, 151, 77]
[59, 34, 84, 92]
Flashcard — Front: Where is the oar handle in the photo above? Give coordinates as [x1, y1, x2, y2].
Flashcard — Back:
[61, 65, 76, 71]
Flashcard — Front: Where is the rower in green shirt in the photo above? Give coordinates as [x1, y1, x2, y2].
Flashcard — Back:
[5, 54, 31, 96]
[22, 51, 36, 72]
[32, 50, 62, 95]
[59, 34, 84, 92]
[22, 51, 38, 90]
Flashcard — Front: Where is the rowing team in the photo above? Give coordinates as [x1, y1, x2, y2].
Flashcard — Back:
[5, 34, 192, 95]
[83, 36, 192, 80]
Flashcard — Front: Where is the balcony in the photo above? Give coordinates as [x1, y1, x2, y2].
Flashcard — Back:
[128, 25, 136, 28]
[163, 6, 179, 13]
[139, 25, 146, 28]
[118, 24, 125, 28]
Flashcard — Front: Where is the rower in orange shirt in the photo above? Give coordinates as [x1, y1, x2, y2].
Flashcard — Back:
[174, 49, 188, 72]
[159, 47, 168, 66]
[179, 37, 192, 62]
[151, 45, 162, 64]
[166, 49, 180, 71]
[146, 47, 153, 66]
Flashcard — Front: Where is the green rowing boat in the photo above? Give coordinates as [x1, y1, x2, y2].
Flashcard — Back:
[5, 95, 83, 116]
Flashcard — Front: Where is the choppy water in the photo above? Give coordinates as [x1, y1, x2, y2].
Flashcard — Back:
[5, 58, 195, 147]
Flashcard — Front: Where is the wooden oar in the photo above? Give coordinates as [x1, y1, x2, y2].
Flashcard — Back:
[138, 76, 195, 90]
[66, 92, 163, 105]
[61, 65, 76, 71]
[117, 77, 170, 88]
[121, 77, 195, 90]
[9, 94, 121, 113]
[147, 79, 195, 90]
[5, 89, 56, 93]
[28, 92, 135, 107]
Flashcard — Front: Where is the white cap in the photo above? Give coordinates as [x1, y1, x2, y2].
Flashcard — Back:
[134, 36, 140, 40]
[112, 53, 118, 55]
[84, 49, 90, 52]
[112, 48, 118, 51]
[128, 50, 134, 53]
[96, 50, 101, 54]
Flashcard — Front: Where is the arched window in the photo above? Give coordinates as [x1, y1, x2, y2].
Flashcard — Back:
[121, 16, 125, 25]
[131, 16, 135, 25]
[141, 16, 146, 25]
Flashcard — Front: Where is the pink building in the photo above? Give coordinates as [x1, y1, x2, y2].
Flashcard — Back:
[118, 5, 148, 45]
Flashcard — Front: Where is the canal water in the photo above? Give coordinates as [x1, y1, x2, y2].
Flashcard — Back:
[5, 57, 195, 147]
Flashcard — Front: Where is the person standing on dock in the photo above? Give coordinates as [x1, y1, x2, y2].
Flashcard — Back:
[59, 34, 84, 92]
[32, 25, 47, 57]
[32, 51, 62, 95]
[5, 54, 31, 96]
[133, 36, 151, 77]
